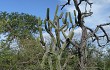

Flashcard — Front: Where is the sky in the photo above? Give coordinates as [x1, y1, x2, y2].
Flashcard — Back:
[0, 0, 61, 19]
[1, 0, 109, 28]
[0, 0, 110, 47]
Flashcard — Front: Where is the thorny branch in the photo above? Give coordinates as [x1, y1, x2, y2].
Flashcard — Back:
[61, 0, 93, 10]
[78, 0, 93, 8]
[60, 0, 71, 10]
[86, 23, 110, 47]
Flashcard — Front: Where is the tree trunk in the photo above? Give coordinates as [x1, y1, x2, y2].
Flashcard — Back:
[78, 26, 87, 70]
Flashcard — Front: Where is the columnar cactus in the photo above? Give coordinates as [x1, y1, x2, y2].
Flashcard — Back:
[38, 5, 75, 70]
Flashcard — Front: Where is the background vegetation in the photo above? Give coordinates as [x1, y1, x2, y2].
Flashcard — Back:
[0, 0, 110, 70]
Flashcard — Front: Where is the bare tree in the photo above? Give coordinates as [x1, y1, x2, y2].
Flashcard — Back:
[61, 0, 110, 70]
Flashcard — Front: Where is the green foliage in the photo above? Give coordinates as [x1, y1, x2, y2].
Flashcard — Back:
[0, 39, 44, 70]
[0, 12, 41, 47]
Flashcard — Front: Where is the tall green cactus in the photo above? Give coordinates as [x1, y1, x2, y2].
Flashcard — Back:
[38, 5, 75, 70]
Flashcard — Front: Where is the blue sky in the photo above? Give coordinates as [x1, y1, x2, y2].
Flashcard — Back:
[0, 0, 110, 30]
[0, 0, 110, 33]
[0, 0, 62, 19]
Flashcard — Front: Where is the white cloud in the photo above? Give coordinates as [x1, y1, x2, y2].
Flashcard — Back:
[74, 28, 82, 40]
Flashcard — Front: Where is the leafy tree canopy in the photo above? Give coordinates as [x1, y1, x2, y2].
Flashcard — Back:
[0, 12, 42, 45]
